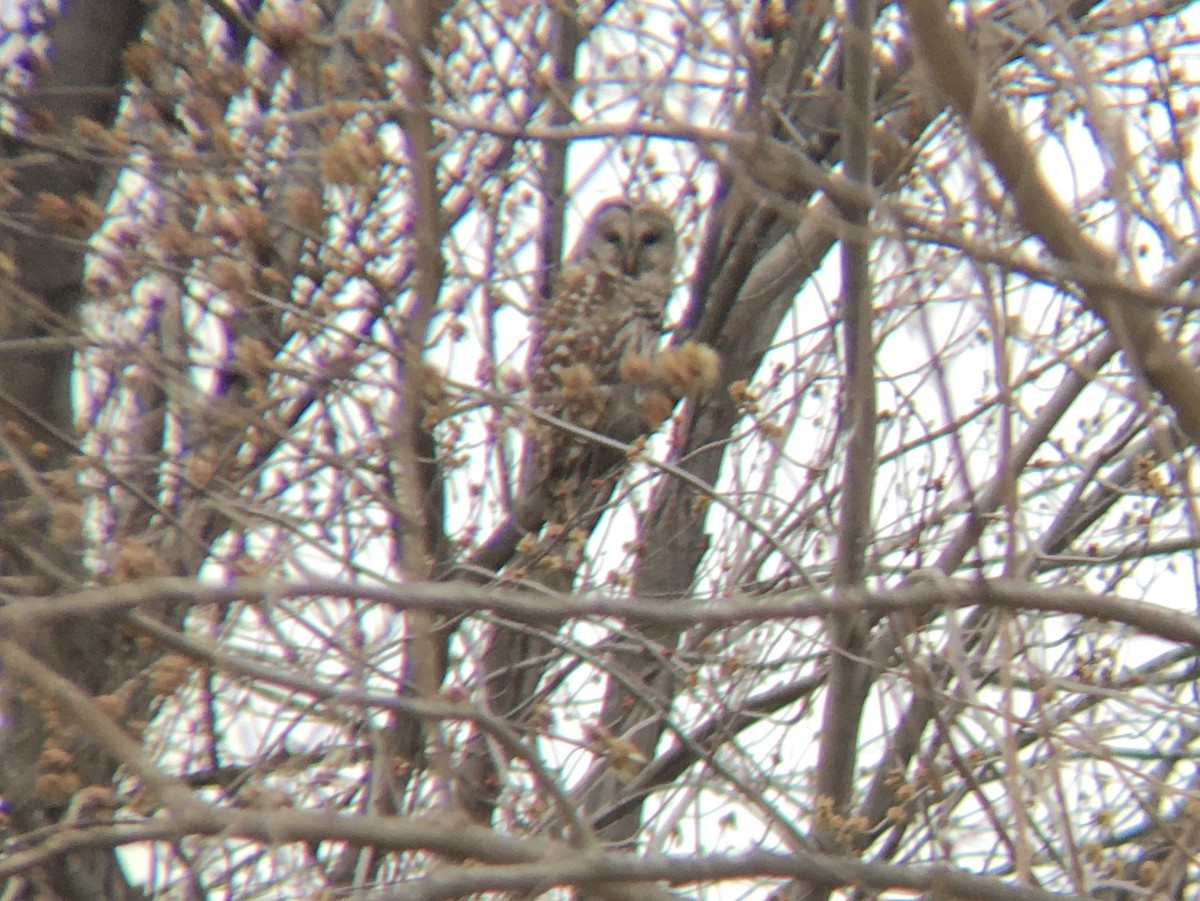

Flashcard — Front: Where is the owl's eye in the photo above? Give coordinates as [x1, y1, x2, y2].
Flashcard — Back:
[641, 231, 663, 247]
[603, 230, 622, 245]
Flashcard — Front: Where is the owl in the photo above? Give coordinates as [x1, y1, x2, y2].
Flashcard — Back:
[531, 199, 678, 514]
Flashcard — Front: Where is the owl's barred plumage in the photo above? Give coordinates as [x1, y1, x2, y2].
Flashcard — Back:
[533, 199, 675, 396]
[531, 199, 678, 513]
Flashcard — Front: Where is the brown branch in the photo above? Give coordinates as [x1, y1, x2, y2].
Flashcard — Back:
[812, 0, 879, 862]
[0, 577, 1195, 648]
[392, 846, 1088, 901]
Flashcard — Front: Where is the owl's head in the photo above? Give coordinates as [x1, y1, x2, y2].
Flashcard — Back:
[572, 199, 677, 280]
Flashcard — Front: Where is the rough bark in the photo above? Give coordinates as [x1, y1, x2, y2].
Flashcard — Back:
[0, 2, 151, 898]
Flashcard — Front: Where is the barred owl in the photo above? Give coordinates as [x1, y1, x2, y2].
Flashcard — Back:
[531, 199, 677, 511]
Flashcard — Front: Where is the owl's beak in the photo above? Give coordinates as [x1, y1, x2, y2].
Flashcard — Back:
[623, 247, 640, 275]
